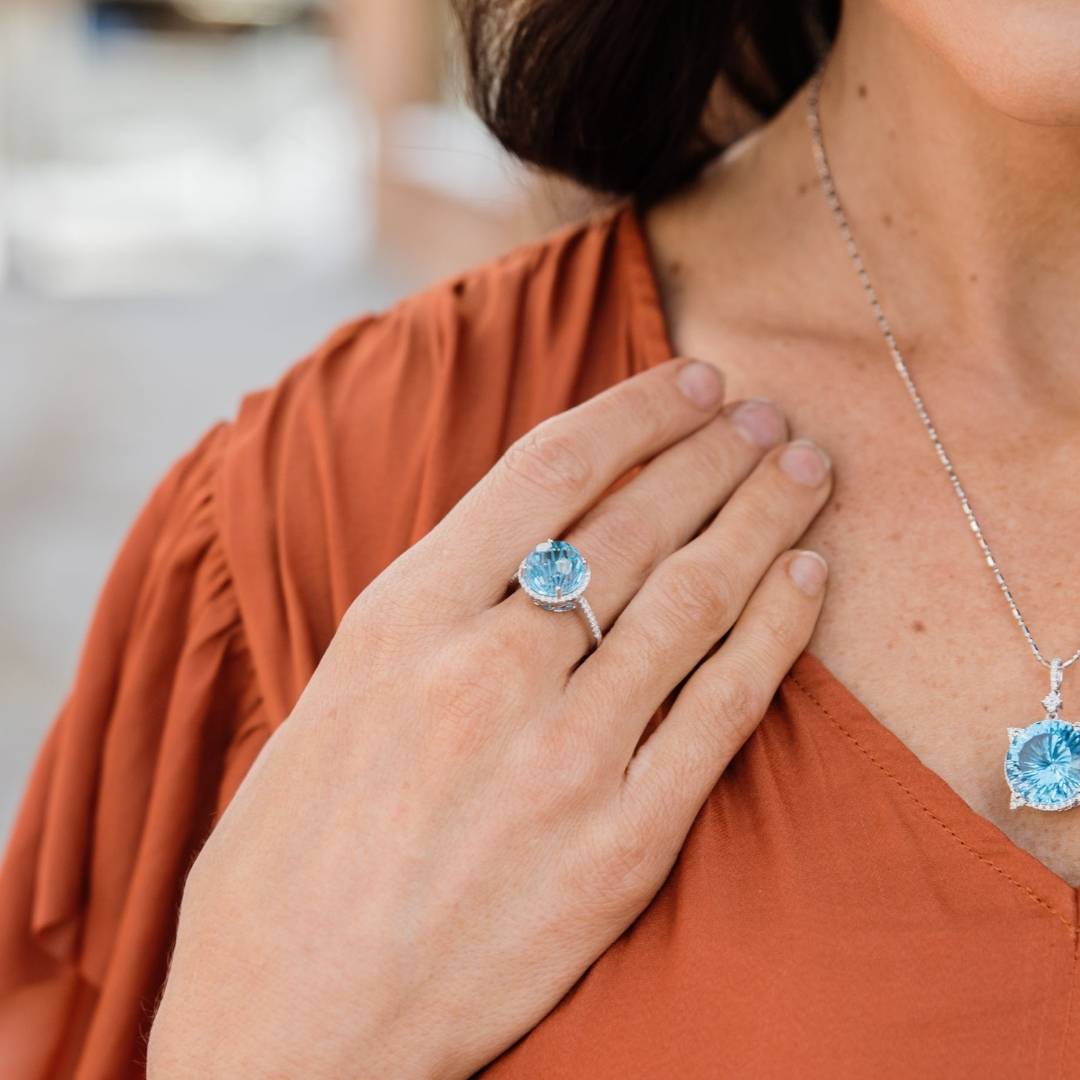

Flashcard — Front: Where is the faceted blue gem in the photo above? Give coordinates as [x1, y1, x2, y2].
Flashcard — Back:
[518, 539, 590, 611]
[1004, 719, 1080, 811]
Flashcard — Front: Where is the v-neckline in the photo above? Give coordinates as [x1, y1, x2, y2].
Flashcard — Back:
[615, 198, 1080, 924]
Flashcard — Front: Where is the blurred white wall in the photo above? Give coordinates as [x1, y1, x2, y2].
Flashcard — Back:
[0, 271, 417, 835]
[0, 0, 543, 838]
[1, 0, 369, 295]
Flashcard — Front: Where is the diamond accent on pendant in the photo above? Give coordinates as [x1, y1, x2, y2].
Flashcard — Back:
[1042, 690, 1063, 715]
[1004, 719, 1080, 812]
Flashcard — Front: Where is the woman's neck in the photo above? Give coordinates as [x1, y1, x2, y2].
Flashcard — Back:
[816, 2, 1080, 381]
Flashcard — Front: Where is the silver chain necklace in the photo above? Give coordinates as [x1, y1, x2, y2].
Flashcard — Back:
[805, 65, 1080, 813]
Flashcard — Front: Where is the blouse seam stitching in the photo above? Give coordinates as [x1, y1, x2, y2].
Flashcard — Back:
[789, 671, 1075, 934]
[1056, 950, 1077, 1079]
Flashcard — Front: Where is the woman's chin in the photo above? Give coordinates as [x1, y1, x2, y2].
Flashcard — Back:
[881, 0, 1080, 126]
[966, 41, 1080, 127]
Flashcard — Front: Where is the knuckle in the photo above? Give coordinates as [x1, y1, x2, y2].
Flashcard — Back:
[592, 814, 660, 900]
[660, 744, 710, 806]
[503, 422, 594, 499]
[428, 633, 523, 734]
[528, 727, 603, 803]
[656, 556, 737, 631]
[687, 415, 746, 474]
[735, 484, 783, 539]
[603, 380, 669, 445]
[336, 593, 398, 669]
[708, 670, 767, 743]
[337, 600, 367, 648]
[582, 500, 664, 581]
[754, 603, 803, 656]
[339, 575, 446, 663]
[340, 587, 377, 634]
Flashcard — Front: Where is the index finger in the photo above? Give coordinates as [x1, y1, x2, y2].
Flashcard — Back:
[424, 358, 727, 611]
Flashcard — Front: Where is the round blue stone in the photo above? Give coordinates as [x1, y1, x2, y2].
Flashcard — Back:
[1004, 719, 1080, 811]
[518, 539, 590, 611]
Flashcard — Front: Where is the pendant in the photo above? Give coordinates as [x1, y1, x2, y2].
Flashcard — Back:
[1004, 658, 1080, 812]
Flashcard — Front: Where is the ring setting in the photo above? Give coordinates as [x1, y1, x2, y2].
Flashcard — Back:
[516, 539, 602, 646]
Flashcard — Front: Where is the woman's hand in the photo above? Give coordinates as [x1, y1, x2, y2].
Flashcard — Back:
[147, 358, 832, 1079]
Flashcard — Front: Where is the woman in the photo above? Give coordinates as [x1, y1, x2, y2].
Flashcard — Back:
[4, 0, 1080, 1075]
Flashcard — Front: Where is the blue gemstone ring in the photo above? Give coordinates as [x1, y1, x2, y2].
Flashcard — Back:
[516, 539, 602, 647]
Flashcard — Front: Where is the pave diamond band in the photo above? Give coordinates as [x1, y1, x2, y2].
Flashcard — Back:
[516, 539, 602, 647]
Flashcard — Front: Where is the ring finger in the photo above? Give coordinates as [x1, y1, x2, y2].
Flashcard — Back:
[500, 397, 789, 663]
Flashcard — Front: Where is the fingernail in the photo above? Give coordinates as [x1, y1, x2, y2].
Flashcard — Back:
[779, 439, 831, 486]
[788, 550, 828, 595]
[676, 360, 724, 409]
[728, 398, 786, 448]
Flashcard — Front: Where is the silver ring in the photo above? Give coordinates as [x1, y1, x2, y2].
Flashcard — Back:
[515, 539, 602, 647]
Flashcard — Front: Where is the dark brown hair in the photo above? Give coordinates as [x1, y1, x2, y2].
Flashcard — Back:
[453, 1, 840, 207]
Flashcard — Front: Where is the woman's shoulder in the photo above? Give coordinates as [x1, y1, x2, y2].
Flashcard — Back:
[212, 200, 669, 675]
[232, 198, 664, 451]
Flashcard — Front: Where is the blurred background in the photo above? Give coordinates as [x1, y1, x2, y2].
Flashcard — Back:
[0, 0, 595, 836]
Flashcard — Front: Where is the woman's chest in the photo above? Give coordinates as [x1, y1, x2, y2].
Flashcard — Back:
[717, 335, 1080, 887]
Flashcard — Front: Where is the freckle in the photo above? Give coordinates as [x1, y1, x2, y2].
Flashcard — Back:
[887, 128, 897, 140]
[968, 272, 978, 283]
[908, 226, 919, 238]
[668, 259, 682, 277]
[882, 212, 893, 228]
[857, 83, 868, 99]
[796, 181, 809, 195]
[911, 619, 926, 633]
[831, 500, 843, 512]
[887, 530, 901, 542]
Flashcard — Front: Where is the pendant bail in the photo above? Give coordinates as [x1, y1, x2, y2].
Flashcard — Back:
[1043, 657, 1064, 718]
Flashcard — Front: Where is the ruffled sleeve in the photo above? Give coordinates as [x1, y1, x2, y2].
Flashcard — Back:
[0, 203, 656, 1079]
[0, 422, 269, 1078]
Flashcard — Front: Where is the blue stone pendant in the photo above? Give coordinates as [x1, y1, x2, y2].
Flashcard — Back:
[1004, 719, 1080, 812]
[1004, 658, 1080, 812]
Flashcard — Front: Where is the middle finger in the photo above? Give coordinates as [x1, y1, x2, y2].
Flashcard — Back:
[575, 436, 833, 737]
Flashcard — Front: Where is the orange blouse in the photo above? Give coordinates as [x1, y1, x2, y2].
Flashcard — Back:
[2, 202, 1079, 1079]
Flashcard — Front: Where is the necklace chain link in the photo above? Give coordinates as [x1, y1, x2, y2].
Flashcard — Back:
[805, 65, 1080, 676]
